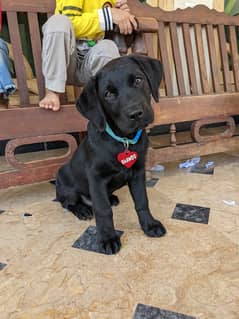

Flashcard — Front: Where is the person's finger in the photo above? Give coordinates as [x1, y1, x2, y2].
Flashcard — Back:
[120, 4, 130, 11]
[121, 19, 131, 34]
[118, 21, 125, 35]
[122, 21, 128, 34]
[129, 15, 138, 30]
[126, 19, 133, 34]
[115, 0, 127, 7]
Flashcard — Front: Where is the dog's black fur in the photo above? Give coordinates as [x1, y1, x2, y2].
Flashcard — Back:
[56, 55, 166, 254]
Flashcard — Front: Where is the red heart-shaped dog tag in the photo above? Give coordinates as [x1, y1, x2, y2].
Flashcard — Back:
[117, 150, 138, 168]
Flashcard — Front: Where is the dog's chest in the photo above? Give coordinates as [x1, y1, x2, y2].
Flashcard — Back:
[108, 166, 133, 191]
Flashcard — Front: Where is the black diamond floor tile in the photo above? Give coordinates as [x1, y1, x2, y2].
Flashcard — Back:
[146, 178, 159, 187]
[0, 263, 7, 271]
[72, 225, 124, 254]
[133, 304, 196, 319]
[172, 203, 210, 224]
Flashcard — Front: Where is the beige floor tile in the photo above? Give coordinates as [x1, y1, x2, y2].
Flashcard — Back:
[0, 150, 239, 318]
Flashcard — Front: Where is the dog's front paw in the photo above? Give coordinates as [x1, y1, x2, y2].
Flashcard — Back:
[98, 235, 121, 255]
[142, 219, 166, 238]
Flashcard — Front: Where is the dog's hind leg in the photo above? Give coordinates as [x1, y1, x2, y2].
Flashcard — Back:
[67, 195, 117, 220]
[56, 184, 93, 220]
[69, 194, 118, 220]
[68, 201, 93, 220]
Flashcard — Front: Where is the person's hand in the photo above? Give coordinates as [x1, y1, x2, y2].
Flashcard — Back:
[110, 8, 137, 35]
[115, 0, 130, 12]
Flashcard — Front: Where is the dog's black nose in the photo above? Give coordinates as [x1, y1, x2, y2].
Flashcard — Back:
[129, 110, 143, 120]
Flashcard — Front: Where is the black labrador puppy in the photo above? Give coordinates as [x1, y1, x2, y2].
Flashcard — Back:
[56, 55, 166, 254]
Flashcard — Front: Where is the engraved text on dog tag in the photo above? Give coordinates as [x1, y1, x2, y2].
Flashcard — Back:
[117, 150, 138, 168]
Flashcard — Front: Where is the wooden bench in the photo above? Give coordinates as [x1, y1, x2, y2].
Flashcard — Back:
[130, 1, 239, 168]
[0, 0, 239, 189]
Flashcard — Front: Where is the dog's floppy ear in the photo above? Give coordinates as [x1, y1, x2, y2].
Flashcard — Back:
[130, 55, 163, 102]
[76, 76, 106, 132]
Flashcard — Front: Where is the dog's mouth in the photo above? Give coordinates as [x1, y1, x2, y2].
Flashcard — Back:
[132, 114, 154, 131]
[106, 106, 154, 137]
[134, 122, 147, 131]
[122, 118, 152, 136]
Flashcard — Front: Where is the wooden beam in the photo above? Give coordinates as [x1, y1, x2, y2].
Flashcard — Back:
[1, 0, 55, 13]
[147, 135, 239, 165]
[0, 106, 87, 140]
[153, 93, 239, 125]
[128, 2, 239, 25]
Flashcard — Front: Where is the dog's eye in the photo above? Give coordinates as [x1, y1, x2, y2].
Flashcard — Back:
[135, 76, 143, 86]
[104, 90, 116, 100]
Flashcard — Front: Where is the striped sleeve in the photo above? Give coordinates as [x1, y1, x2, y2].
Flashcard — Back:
[62, 5, 82, 17]
[98, 7, 113, 32]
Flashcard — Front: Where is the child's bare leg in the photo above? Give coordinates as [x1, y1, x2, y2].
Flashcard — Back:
[39, 89, 61, 112]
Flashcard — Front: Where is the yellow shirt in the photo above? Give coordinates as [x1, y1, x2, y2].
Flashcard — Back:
[55, 0, 116, 40]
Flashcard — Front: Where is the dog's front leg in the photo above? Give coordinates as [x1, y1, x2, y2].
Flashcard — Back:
[128, 169, 166, 237]
[89, 177, 121, 255]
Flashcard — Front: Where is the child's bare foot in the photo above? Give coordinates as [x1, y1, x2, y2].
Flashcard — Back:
[39, 90, 61, 111]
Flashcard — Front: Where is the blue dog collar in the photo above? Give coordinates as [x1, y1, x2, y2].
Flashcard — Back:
[105, 122, 142, 147]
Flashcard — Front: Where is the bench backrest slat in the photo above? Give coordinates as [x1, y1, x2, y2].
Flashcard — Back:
[194, 24, 210, 94]
[218, 24, 232, 92]
[157, 22, 174, 97]
[7, 11, 30, 105]
[169, 22, 186, 96]
[229, 25, 239, 91]
[206, 24, 221, 93]
[143, 34, 155, 58]
[182, 23, 198, 95]
[27, 12, 45, 100]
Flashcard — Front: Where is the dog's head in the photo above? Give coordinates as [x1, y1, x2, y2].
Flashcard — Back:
[76, 55, 163, 136]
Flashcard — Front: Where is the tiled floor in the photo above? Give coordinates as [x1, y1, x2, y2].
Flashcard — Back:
[0, 149, 239, 319]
